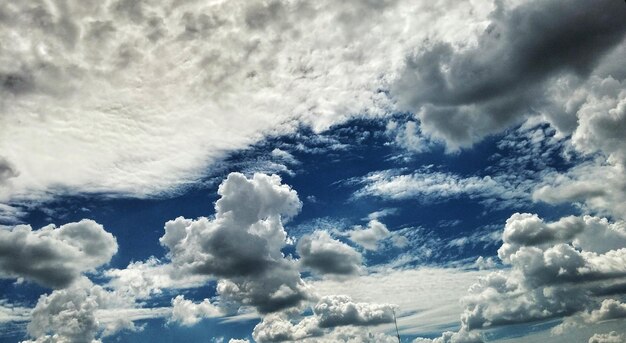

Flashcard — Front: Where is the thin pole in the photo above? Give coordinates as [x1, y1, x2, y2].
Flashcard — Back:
[393, 309, 401, 343]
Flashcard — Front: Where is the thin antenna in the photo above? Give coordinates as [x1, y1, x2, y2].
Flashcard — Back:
[393, 308, 401, 343]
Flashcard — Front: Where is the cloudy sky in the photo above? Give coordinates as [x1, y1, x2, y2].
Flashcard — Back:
[1, 0, 626, 342]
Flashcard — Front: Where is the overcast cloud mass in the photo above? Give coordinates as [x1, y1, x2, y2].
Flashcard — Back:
[1, 0, 625, 342]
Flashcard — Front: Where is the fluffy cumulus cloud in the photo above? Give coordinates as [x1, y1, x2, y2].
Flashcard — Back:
[412, 330, 482, 343]
[411, 212, 626, 343]
[313, 295, 395, 328]
[588, 331, 626, 343]
[297, 231, 362, 276]
[0, 220, 117, 288]
[253, 314, 323, 343]
[498, 213, 626, 260]
[21, 279, 149, 343]
[553, 298, 626, 336]
[252, 295, 396, 343]
[160, 173, 310, 314]
[169, 295, 221, 326]
[460, 213, 626, 331]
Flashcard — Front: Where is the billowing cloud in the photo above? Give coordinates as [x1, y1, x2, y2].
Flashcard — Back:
[297, 231, 362, 276]
[553, 299, 626, 336]
[169, 295, 221, 326]
[252, 295, 396, 343]
[412, 329, 482, 343]
[160, 173, 310, 313]
[253, 314, 323, 343]
[314, 295, 395, 328]
[498, 213, 626, 261]
[533, 75, 626, 220]
[460, 213, 626, 331]
[412, 212, 626, 343]
[586, 299, 626, 323]
[392, 0, 626, 149]
[22, 279, 144, 343]
[0, 220, 117, 288]
[588, 331, 626, 343]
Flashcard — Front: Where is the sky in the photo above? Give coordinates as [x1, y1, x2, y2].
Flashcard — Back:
[0, 0, 626, 342]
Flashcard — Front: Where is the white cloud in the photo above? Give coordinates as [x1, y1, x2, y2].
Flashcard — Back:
[0, 0, 493, 204]
[498, 213, 626, 262]
[588, 331, 626, 343]
[533, 74, 626, 220]
[353, 168, 531, 208]
[314, 295, 395, 328]
[412, 329, 482, 343]
[386, 120, 432, 153]
[587, 299, 626, 323]
[104, 257, 210, 300]
[552, 299, 626, 335]
[252, 295, 397, 343]
[253, 314, 323, 343]
[0, 299, 30, 324]
[458, 213, 626, 333]
[0, 219, 117, 288]
[347, 220, 391, 251]
[169, 295, 222, 327]
[473, 257, 497, 271]
[24, 280, 114, 342]
[21, 277, 170, 343]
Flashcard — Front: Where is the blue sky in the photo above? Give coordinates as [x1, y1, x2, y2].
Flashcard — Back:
[1, 1, 626, 343]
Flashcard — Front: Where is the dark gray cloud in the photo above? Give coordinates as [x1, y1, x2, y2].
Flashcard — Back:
[297, 231, 362, 276]
[393, 0, 626, 148]
[0, 220, 118, 289]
